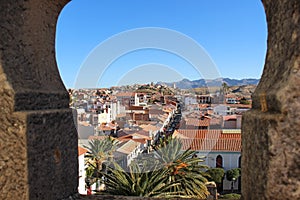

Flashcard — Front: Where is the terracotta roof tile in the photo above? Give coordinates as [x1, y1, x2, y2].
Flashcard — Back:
[181, 138, 241, 152]
[176, 129, 241, 139]
[185, 118, 210, 127]
[116, 92, 135, 97]
[78, 146, 88, 156]
[175, 129, 241, 152]
[223, 115, 237, 121]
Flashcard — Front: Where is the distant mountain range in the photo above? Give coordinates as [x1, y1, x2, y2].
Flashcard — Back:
[158, 78, 260, 89]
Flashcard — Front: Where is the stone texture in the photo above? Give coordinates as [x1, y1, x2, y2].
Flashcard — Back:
[242, 0, 300, 199]
[0, 0, 299, 200]
[0, 0, 70, 111]
[0, 0, 77, 200]
[26, 109, 78, 199]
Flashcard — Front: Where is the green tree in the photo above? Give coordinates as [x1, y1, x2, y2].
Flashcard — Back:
[102, 137, 209, 199]
[206, 168, 225, 184]
[84, 137, 118, 188]
[226, 168, 240, 181]
[240, 97, 250, 105]
[220, 193, 241, 199]
[103, 161, 182, 198]
[154, 137, 209, 199]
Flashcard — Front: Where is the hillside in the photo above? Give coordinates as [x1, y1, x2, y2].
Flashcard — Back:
[159, 78, 260, 89]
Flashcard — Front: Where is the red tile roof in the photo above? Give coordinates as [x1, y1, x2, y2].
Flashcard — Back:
[185, 118, 210, 127]
[78, 146, 88, 156]
[117, 138, 147, 144]
[118, 132, 151, 141]
[223, 115, 237, 121]
[176, 129, 241, 139]
[175, 129, 241, 152]
[116, 92, 135, 97]
[180, 138, 241, 152]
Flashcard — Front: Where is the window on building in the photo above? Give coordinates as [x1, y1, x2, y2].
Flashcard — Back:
[216, 155, 223, 168]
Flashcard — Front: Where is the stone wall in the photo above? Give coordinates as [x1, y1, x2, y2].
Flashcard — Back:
[0, 0, 299, 200]
[0, 0, 78, 199]
[242, 0, 300, 199]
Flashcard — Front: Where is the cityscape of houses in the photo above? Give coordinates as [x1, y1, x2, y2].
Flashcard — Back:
[72, 83, 253, 195]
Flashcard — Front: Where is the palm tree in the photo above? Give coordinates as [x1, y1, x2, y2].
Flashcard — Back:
[154, 137, 209, 199]
[84, 136, 118, 191]
[102, 161, 183, 198]
[100, 137, 209, 198]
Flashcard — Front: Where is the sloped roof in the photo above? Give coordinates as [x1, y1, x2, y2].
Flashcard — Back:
[185, 118, 210, 127]
[223, 115, 237, 121]
[173, 130, 189, 139]
[78, 146, 88, 156]
[181, 138, 241, 152]
[175, 129, 241, 152]
[136, 130, 150, 137]
[140, 124, 160, 132]
[116, 140, 141, 155]
[176, 129, 241, 139]
[117, 130, 130, 138]
[116, 92, 135, 97]
[117, 138, 147, 144]
[118, 132, 151, 141]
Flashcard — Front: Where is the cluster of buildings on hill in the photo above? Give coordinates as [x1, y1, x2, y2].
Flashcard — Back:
[72, 86, 251, 194]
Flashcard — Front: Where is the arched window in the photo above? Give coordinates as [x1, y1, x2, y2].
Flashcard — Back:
[216, 155, 223, 168]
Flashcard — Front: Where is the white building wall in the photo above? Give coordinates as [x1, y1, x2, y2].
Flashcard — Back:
[78, 124, 95, 139]
[197, 152, 241, 191]
[78, 154, 86, 195]
[98, 112, 109, 124]
[118, 101, 126, 114]
[111, 102, 117, 121]
[134, 93, 139, 106]
[184, 96, 197, 106]
[214, 105, 229, 116]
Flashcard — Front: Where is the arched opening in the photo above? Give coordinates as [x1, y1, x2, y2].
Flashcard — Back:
[55, 0, 267, 196]
[216, 155, 223, 168]
[216, 155, 224, 192]
[1, 0, 299, 200]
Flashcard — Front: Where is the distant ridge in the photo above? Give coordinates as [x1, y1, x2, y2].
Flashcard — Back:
[158, 78, 260, 89]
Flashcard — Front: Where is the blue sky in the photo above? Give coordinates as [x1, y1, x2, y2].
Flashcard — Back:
[56, 0, 267, 89]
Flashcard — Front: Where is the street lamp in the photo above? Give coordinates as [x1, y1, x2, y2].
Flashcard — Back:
[231, 177, 236, 193]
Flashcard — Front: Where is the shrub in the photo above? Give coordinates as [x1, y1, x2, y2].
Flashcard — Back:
[220, 193, 241, 199]
[226, 168, 240, 181]
[206, 168, 225, 184]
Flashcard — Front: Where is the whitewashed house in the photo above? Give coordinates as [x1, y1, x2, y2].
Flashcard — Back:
[175, 129, 241, 192]
[78, 146, 88, 195]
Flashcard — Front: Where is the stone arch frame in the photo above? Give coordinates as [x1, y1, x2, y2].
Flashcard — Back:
[0, 0, 299, 200]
